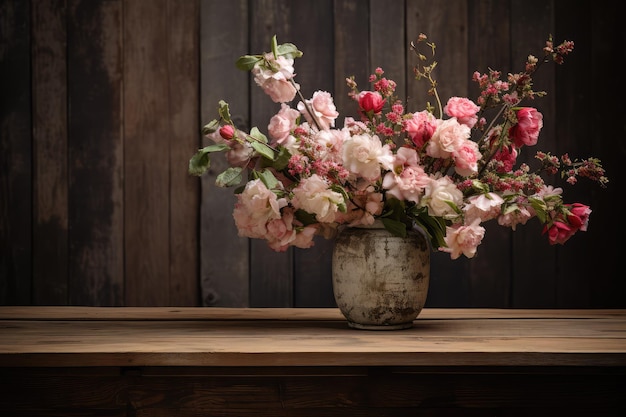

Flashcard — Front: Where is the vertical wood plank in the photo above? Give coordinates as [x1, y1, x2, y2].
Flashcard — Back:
[248, 0, 295, 307]
[465, 0, 512, 307]
[31, 0, 69, 305]
[291, 0, 336, 307]
[199, 0, 250, 307]
[583, 2, 626, 307]
[67, 0, 124, 306]
[123, 0, 171, 306]
[554, 0, 624, 307]
[406, 0, 472, 307]
[369, 0, 407, 102]
[552, 0, 592, 307]
[0, 0, 32, 305]
[333, 0, 371, 121]
[167, 0, 200, 306]
[509, 0, 558, 308]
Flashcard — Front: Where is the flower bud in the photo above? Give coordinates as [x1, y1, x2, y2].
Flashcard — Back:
[219, 125, 235, 140]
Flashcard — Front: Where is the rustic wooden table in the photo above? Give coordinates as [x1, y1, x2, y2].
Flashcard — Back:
[1, 307, 625, 416]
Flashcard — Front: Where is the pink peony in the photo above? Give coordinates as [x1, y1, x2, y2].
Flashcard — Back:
[427, 118, 470, 159]
[441, 219, 486, 259]
[298, 91, 339, 130]
[357, 91, 385, 115]
[268, 103, 300, 145]
[405, 110, 437, 148]
[509, 107, 543, 147]
[444, 97, 480, 128]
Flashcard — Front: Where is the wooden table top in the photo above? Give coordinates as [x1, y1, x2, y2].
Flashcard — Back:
[1, 307, 625, 368]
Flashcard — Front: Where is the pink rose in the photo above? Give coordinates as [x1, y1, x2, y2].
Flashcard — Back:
[543, 220, 576, 245]
[452, 139, 481, 176]
[444, 97, 480, 128]
[251, 54, 299, 103]
[567, 203, 592, 232]
[357, 91, 385, 115]
[405, 111, 437, 148]
[441, 219, 486, 259]
[268, 103, 300, 144]
[297, 91, 339, 130]
[509, 107, 543, 147]
[427, 118, 470, 159]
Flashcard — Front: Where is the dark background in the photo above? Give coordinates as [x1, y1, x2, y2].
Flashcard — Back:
[2, 0, 624, 308]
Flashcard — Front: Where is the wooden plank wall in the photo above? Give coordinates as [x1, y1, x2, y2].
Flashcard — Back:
[1, 0, 624, 309]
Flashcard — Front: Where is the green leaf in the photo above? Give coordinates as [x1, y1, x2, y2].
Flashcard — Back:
[276, 42, 303, 60]
[271, 35, 278, 59]
[251, 141, 275, 160]
[215, 167, 243, 187]
[218, 100, 232, 124]
[188, 150, 211, 176]
[271, 146, 292, 171]
[236, 55, 261, 71]
[256, 169, 280, 190]
[294, 209, 318, 226]
[415, 212, 447, 250]
[188, 144, 230, 176]
[249, 127, 268, 144]
[201, 119, 220, 136]
[381, 218, 407, 238]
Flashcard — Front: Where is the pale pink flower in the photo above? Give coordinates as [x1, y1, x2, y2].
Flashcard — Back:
[233, 179, 287, 238]
[497, 204, 533, 230]
[463, 193, 504, 224]
[422, 175, 464, 218]
[452, 139, 482, 176]
[444, 97, 480, 128]
[427, 118, 470, 159]
[268, 103, 300, 144]
[342, 133, 393, 181]
[251, 53, 299, 103]
[265, 207, 317, 251]
[441, 219, 486, 259]
[291, 174, 345, 223]
[225, 140, 254, 167]
[298, 91, 339, 130]
[405, 110, 437, 148]
[382, 147, 430, 203]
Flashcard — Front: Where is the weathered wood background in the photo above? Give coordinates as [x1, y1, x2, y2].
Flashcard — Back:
[1, 0, 624, 308]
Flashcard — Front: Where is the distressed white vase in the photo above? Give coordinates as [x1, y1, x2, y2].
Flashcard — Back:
[331, 220, 430, 330]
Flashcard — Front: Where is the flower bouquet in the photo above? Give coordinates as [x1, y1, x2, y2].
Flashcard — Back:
[189, 34, 607, 260]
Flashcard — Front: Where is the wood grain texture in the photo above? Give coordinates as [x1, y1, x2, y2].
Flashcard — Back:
[199, 0, 250, 308]
[31, 0, 69, 305]
[0, 0, 32, 305]
[0, 308, 624, 367]
[67, 0, 124, 306]
[167, 0, 200, 306]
